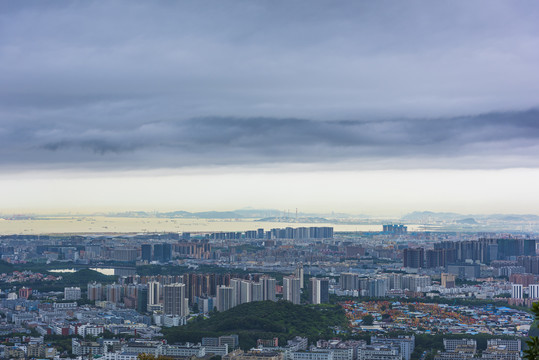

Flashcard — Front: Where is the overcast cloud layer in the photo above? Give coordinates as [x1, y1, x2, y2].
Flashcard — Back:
[1, 1, 539, 172]
[1, 111, 539, 170]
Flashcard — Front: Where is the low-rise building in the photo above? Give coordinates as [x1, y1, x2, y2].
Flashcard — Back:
[64, 287, 82, 300]
[359, 345, 400, 360]
[292, 350, 334, 360]
[371, 336, 414, 360]
[227, 350, 284, 360]
[481, 345, 520, 360]
[72, 338, 104, 356]
[161, 344, 206, 358]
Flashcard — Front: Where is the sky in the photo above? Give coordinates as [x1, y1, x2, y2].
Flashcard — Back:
[1, 1, 539, 216]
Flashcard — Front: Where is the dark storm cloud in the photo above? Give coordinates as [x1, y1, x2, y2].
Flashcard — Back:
[1, 1, 539, 171]
[1, 110, 539, 170]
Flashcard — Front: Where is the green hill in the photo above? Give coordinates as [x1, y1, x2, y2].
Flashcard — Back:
[162, 300, 348, 349]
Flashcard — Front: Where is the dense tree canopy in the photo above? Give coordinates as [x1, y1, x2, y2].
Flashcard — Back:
[524, 302, 539, 360]
[162, 300, 348, 349]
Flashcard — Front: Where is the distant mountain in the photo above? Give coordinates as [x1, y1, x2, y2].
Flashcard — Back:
[101, 209, 539, 224]
[159, 210, 244, 219]
[111, 208, 289, 219]
[107, 211, 153, 218]
[233, 208, 282, 218]
[255, 216, 331, 223]
[484, 214, 539, 222]
[456, 218, 478, 224]
[401, 211, 539, 224]
[401, 211, 463, 221]
[192, 211, 244, 219]
[159, 211, 193, 218]
[109, 210, 247, 219]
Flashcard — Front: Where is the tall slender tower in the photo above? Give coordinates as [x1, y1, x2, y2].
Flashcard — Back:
[230, 278, 242, 307]
[240, 280, 252, 304]
[295, 263, 304, 289]
[148, 281, 160, 307]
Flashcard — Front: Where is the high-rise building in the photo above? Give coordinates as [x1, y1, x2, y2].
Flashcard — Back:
[517, 256, 539, 274]
[295, 263, 304, 289]
[530, 284, 539, 299]
[240, 280, 252, 304]
[153, 244, 164, 262]
[251, 281, 263, 302]
[267, 226, 333, 240]
[434, 238, 538, 265]
[403, 248, 424, 269]
[217, 286, 233, 312]
[163, 243, 172, 262]
[340, 273, 359, 291]
[106, 284, 123, 303]
[230, 278, 242, 307]
[509, 273, 536, 287]
[283, 276, 301, 305]
[87, 282, 103, 301]
[524, 239, 537, 256]
[368, 277, 388, 297]
[141, 244, 152, 262]
[511, 284, 523, 299]
[401, 274, 431, 292]
[383, 224, 407, 234]
[310, 277, 329, 304]
[137, 285, 148, 313]
[164, 283, 188, 316]
[153, 243, 172, 262]
[425, 249, 446, 268]
[148, 281, 160, 306]
[245, 230, 257, 239]
[260, 276, 276, 301]
[388, 274, 402, 290]
[195, 296, 215, 314]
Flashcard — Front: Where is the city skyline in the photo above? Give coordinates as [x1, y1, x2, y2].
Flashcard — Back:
[3, 2, 539, 357]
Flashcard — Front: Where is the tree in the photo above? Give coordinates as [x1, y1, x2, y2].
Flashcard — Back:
[524, 302, 539, 360]
[102, 330, 115, 339]
[137, 354, 173, 360]
[362, 314, 374, 326]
